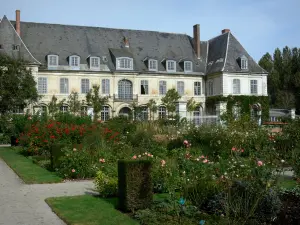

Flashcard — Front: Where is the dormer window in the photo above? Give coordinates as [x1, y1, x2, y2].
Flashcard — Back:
[166, 60, 176, 72]
[69, 55, 80, 68]
[184, 61, 193, 72]
[47, 55, 58, 67]
[89, 57, 100, 70]
[239, 55, 248, 70]
[148, 59, 158, 71]
[116, 57, 133, 70]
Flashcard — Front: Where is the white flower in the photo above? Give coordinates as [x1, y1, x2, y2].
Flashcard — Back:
[281, 159, 285, 163]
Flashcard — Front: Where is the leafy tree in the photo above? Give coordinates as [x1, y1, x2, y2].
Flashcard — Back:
[48, 95, 65, 116]
[161, 88, 181, 118]
[146, 99, 157, 120]
[86, 85, 108, 121]
[67, 91, 81, 115]
[0, 55, 39, 114]
[186, 97, 201, 122]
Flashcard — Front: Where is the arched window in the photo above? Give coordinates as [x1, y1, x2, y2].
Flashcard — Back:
[101, 106, 110, 121]
[158, 106, 167, 119]
[118, 79, 133, 100]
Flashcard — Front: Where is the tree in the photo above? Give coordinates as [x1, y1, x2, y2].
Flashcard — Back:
[276, 90, 295, 109]
[67, 91, 81, 115]
[161, 88, 181, 118]
[186, 97, 201, 122]
[48, 95, 65, 116]
[0, 55, 39, 114]
[147, 99, 158, 120]
[86, 85, 108, 121]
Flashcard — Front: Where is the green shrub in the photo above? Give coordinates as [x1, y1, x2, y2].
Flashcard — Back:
[118, 160, 153, 212]
[50, 143, 67, 170]
[290, 146, 300, 178]
[94, 171, 118, 197]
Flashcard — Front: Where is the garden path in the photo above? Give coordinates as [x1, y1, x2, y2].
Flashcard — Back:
[0, 147, 97, 225]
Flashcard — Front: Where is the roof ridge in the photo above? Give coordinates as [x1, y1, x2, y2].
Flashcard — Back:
[208, 32, 229, 42]
[10, 20, 189, 36]
[221, 32, 230, 72]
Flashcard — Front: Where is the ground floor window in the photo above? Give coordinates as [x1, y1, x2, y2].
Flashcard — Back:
[60, 105, 68, 113]
[101, 106, 110, 121]
[158, 106, 167, 119]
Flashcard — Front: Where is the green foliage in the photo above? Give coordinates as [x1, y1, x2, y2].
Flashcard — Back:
[50, 143, 66, 170]
[118, 160, 153, 212]
[67, 91, 82, 115]
[146, 99, 158, 120]
[48, 95, 65, 116]
[161, 88, 181, 118]
[86, 85, 108, 121]
[0, 55, 39, 114]
[94, 171, 118, 197]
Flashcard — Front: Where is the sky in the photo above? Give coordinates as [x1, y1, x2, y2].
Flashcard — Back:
[1, 0, 299, 62]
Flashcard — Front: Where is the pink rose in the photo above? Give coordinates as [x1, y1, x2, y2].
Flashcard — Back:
[183, 140, 189, 145]
[241, 149, 244, 153]
[71, 169, 76, 173]
[232, 147, 236, 151]
[257, 161, 263, 167]
[200, 155, 205, 159]
[132, 155, 137, 159]
[203, 159, 208, 163]
[161, 160, 166, 166]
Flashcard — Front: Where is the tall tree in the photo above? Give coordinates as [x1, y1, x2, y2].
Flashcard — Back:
[161, 88, 181, 118]
[0, 55, 39, 114]
[48, 95, 65, 116]
[186, 97, 201, 122]
[147, 99, 158, 120]
[86, 85, 108, 121]
[67, 91, 81, 115]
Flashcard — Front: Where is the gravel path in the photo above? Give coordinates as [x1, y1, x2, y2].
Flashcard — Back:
[0, 148, 97, 225]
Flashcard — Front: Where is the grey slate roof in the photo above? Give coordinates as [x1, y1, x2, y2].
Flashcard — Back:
[0, 15, 266, 75]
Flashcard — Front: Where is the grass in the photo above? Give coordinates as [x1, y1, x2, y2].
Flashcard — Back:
[278, 178, 298, 189]
[0, 147, 62, 184]
[46, 195, 139, 225]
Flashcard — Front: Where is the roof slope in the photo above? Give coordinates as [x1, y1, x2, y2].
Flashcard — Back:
[9, 21, 208, 73]
[0, 16, 40, 64]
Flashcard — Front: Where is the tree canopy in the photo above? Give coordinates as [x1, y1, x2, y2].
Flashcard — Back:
[0, 55, 39, 114]
[259, 46, 300, 113]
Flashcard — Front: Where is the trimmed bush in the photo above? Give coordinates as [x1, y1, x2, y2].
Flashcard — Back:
[94, 171, 118, 197]
[118, 160, 153, 212]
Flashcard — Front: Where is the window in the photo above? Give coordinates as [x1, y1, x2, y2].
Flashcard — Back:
[149, 59, 158, 71]
[60, 105, 68, 113]
[158, 106, 167, 119]
[208, 81, 214, 96]
[136, 107, 148, 121]
[141, 80, 149, 95]
[60, 78, 69, 94]
[90, 57, 100, 69]
[118, 79, 133, 99]
[194, 82, 201, 96]
[12, 45, 19, 51]
[48, 55, 58, 67]
[241, 56, 248, 70]
[166, 60, 176, 72]
[81, 79, 90, 94]
[12, 106, 24, 114]
[184, 61, 192, 72]
[102, 79, 110, 95]
[101, 106, 110, 121]
[69, 56, 80, 67]
[116, 57, 133, 70]
[232, 105, 240, 120]
[250, 80, 258, 94]
[232, 79, 240, 94]
[193, 106, 201, 126]
[159, 80, 167, 95]
[81, 106, 87, 116]
[177, 81, 184, 96]
[38, 77, 47, 94]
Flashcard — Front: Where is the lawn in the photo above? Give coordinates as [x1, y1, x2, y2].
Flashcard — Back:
[46, 195, 139, 225]
[0, 147, 62, 184]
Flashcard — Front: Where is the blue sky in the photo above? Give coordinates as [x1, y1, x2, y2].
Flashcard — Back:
[1, 0, 299, 62]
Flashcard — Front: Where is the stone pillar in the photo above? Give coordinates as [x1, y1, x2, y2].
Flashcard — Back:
[176, 101, 187, 120]
[290, 108, 296, 119]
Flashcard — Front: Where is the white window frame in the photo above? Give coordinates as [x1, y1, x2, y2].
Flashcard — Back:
[159, 80, 167, 95]
[148, 59, 158, 71]
[232, 79, 241, 94]
[141, 80, 149, 95]
[37, 77, 47, 94]
[69, 55, 80, 68]
[81, 79, 90, 94]
[90, 57, 100, 70]
[194, 81, 201, 96]
[158, 106, 167, 119]
[241, 56, 248, 70]
[208, 81, 214, 96]
[166, 60, 176, 72]
[116, 57, 133, 70]
[177, 81, 184, 96]
[184, 61, 193, 72]
[47, 55, 58, 67]
[102, 79, 110, 95]
[250, 80, 258, 94]
[60, 105, 68, 113]
[101, 106, 110, 121]
[60, 78, 69, 94]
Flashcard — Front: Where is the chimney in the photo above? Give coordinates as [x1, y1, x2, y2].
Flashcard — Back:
[16, 10, 20, 36]
[222, 29, 230, 34]
[123, 37, 129, 48]
[193, 24, 200, 59]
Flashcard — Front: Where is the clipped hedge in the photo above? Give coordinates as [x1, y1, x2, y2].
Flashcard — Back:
[118, 160, 153, 212]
